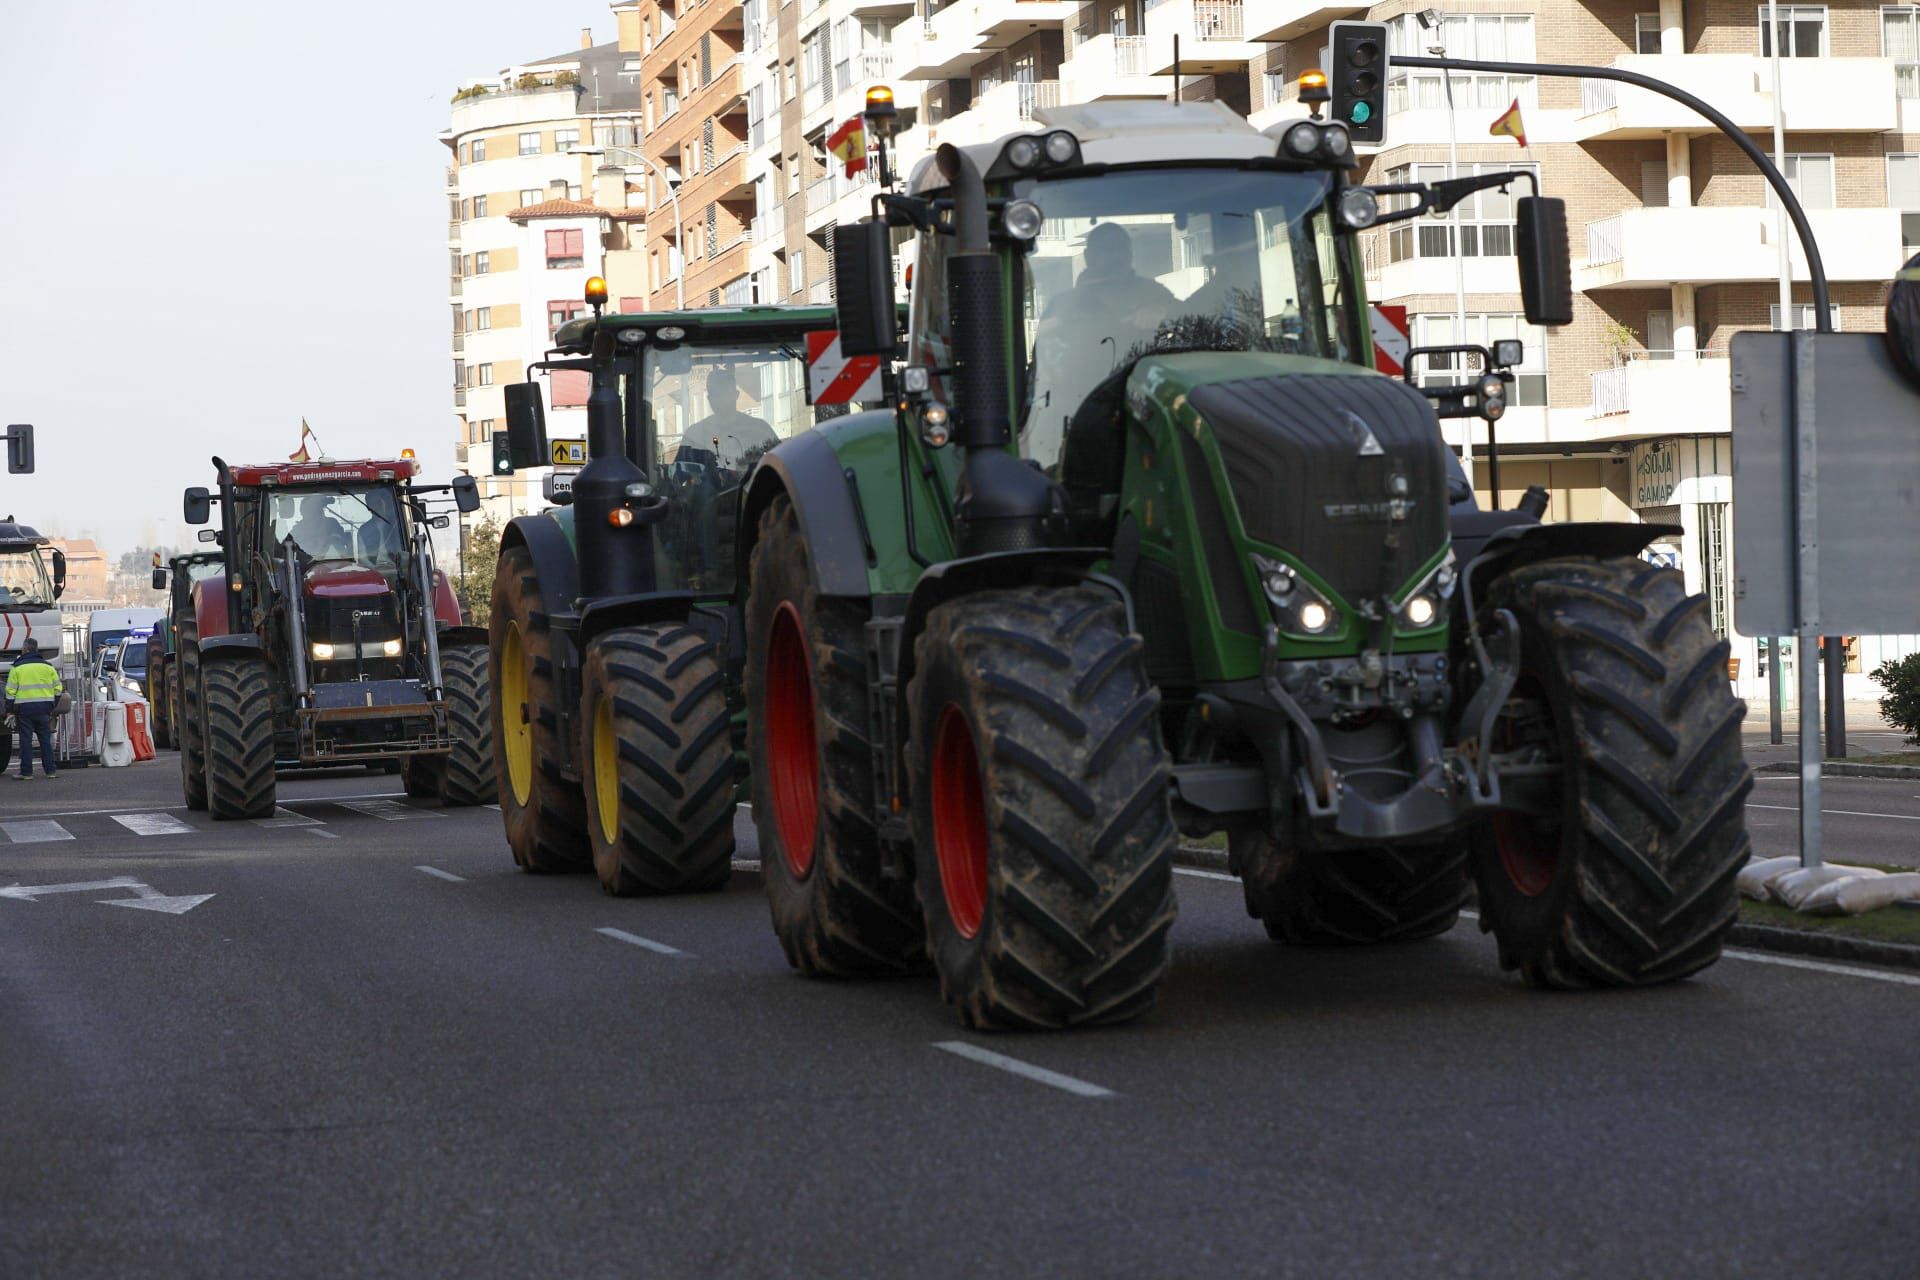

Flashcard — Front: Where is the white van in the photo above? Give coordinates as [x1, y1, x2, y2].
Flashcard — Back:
[86, 607, 164, 665]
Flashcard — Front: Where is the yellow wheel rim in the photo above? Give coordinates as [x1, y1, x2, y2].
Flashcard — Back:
[592, 692, 620, 844]
[501, 621, 533, 807]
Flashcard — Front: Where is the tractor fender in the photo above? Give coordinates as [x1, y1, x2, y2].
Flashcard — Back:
[737, 431, 872, 599]
[577, 592, 699, 651]
[891, 547, 1127, 765]
[1460, 517, 1682, 603]
[501, 511, 580, 622]
[431, 569, 463, 627]
[436, 623, 489, 650]
[198, 635, 264, 660]
[190, 574, 232, 639]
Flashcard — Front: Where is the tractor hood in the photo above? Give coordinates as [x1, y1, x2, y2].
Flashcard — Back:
[1137, 353, 1450, 608]
[303, 565, 392, 598]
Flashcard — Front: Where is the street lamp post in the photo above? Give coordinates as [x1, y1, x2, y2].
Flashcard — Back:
[1420, 9, 1476, 491]
[571, 145, 683, 309]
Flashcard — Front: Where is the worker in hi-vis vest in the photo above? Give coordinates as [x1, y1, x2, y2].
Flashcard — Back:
[4, 637, 63, 779]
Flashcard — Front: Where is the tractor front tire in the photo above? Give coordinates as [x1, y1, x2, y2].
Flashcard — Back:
[438, 642, 495, 807]
[150, 664, 174, 750]
[581, 624, 735, 896]
[745, 496, 923, 975]
[491, 543, 589, 871]
[1470, 557, 1751, 988]
[177, 622, 208, 810]
[1231, 836, 1470, 945]
[403, 756, 444, 799]
[202, 657, 276, 820]
[907, 585, 1178, 1030]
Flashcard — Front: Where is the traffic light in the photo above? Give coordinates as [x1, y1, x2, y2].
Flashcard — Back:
[492, 431, 513, 476]
[1328, 21, 1389, 146]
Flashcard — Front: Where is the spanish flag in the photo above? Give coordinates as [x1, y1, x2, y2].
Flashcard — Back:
[290, 419, 314, 463]
[1489, 98, 1527, 147]
[827, 114, 867, 177]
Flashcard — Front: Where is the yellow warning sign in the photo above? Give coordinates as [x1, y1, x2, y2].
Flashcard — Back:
[550, 438, 587, 466]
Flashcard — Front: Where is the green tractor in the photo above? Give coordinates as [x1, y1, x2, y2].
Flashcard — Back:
[488, 296, 891, 895]
[727, 98, 1749, 1028]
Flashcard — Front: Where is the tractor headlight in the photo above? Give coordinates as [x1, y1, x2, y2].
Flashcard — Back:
[1394, 551, 1457, 632]
[1043, 130, 1078, 164]
[311, 642, 335, 660]
[1002, 198, 1044, 241]
[1336, 187, 1379, 230]
[1006, 136, 1042, 169]
[381, 639, 403, 657]
[1320, 122, 1351, 158]
[1296, 601, 1333, 633]
[919, 401, 952, 448]
[1253, 553, 1340, 637]
[1282, 122, 1321, 158]
[1402, 594, 1437, 628]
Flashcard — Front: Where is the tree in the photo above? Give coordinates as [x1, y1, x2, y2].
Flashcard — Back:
[457, 516, 501, 628]
[1871, 654, 1920, 746]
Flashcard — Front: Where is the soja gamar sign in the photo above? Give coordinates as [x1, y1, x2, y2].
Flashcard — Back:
[1631, 438, 1679, 509]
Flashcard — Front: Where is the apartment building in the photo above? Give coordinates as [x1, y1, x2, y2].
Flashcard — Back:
[444, 32, 646, 525]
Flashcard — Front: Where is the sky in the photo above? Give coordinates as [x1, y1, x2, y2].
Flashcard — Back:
[0, 0, 612, 556]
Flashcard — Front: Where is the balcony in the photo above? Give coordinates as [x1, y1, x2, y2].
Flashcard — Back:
[445, 166, 459, 190]
[1573, 55, 1901, 141]
[1243, 0, 1365, 42]
[846, 0, 915, 15]
[1585, 355, 1732, 440]
[454, 388, 468, 408]
[1060, 35, 1170, 100]
[896, 0, 1079, 79]
[1140, 0, 1260, 74]
[1579, 206, 1907, 290]
[452, 333, 465, 353]
[449, 277, 463, 298]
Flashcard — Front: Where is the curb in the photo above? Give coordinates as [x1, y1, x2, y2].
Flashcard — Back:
[1755, 761, 1920, 779]
[1173, 847, 1920, 973]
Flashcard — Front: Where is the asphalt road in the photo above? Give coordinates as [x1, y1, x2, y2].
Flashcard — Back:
[3, 757, 1917, 1278]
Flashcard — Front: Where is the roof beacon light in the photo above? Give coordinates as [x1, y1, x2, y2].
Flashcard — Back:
[584, 275, 608, 308]
[865, 85, 895, 112]
[1298, 68, 1330, 119]
[401, 448, 417, 461]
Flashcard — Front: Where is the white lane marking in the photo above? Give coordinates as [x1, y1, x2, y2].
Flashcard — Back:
[1174, 865, 1236, 883]
[730, 858, 761, 871]
[11, 789, 411, 822]
[111, 812, 192, 837]
[933, 1041, 1117, 1099]
[253, 807, 320, 828]
[306, 829, 339, 839]
[1722, 948, 1920, 988]
[1, 820, 74, 844]
[595, 926, 689, 957]
[0, 876, 214, 913]
[1748, 803, 1920, 823]
[415, 866, 466, 883]
[104, 893, 216, 915]
[484, 803, 501, 811]
[339, 799, 443, 822]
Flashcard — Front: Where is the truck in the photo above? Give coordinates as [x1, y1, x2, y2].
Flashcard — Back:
[488, 293, 890, 894]
[0, 517, 66, 773]
[178, 456, 492, 817]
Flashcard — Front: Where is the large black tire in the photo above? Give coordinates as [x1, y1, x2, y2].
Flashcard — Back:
[202, 657, 276, 820]
[581, 624, 735, 896]
[1231, 834, 1470, 944]
[439, 642, 495, 807]
[150, 660, 174, 750]
[0, 723, 11, 774]
[490, 543, 589, 870]
[402, 755, 444, 799]
[745, 496, 923, 975]
[177, 621, 208, 810]
[1469, 557, 1751, 988]
[907, 585, 1178, 1030]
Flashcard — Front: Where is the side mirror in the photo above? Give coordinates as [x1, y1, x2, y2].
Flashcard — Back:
[503, 382, 548, 470]
[831, 218, 897, 359]
[451, 474, 482, 513]
[1515, 197, 1573, 327]
[183, 486, 213, 525]
[430, 515, 452, 530]
[50, 548, 66, 599]
[197, 528, 219, 544]
[4, 423, 32, 474]
[152, 567, 168, 591]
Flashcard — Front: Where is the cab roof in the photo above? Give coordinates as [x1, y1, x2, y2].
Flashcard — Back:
[229, 459, 418, 487]
[551, 303, 843, 353]
[0, 520, 48, 550]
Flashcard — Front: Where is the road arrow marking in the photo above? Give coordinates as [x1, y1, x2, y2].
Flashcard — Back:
[1, 820, 75, 844]
[0, 876, 213, 913]
[103, 894, 217, 915]
[0, 876, 146, 900]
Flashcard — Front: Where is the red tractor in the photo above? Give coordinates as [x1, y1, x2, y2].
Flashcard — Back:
[178, 456, 492, 818]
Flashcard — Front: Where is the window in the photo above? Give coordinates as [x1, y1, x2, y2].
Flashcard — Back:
[1886, 7, 1920, 97]
[622, 56, 641, 76]
[546, 227, 585, 268]
[475, 363, 494, 387]
[473, 307, 492, 331]
[521, 188, 543, 208]
[1768, 153, 1834, 210]
[474, 251, 490, 274]
[1891, 154, 1920, 253]
[1263, 69, 1289, 106]
[472, 194, 488, 218]
[555, 127, 580, 151]
[1634, 12, 1662, 52]
[1770, 303, 1842, 330]
[1759, 5, 1827, 56]
[1386, 14, 1535, 113]
[471, 138, 487, 162]
[477, 419, 496, 442]
[1385, 163, 1539, 260]
[1698, 502, 1730, 639]
[1412, 313, 1549, 406]
[549, 299, 589, 335]
[519, 131, 541, 156]
[788, 251, 805, 296]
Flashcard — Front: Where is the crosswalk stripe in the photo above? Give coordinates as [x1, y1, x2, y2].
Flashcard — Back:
[336, 798, 443, 822]
[112, 813, 193, 837]
[1, 820, 74, 844]
[252, 807, 321, 828]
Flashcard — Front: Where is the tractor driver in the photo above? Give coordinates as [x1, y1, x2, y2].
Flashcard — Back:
[688, 368, 777, 471]
[284, 495, 354, 563]
[1042, 222, 1179, 359]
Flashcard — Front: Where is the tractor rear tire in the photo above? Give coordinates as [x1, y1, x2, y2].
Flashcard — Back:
[177, 621, 208, 811]
[581, 624, 736, 896]
[745, 496, 923, 975]
[490, 543, 589, 871]
[1231, 835, 1470, 944]
[907, 585, 1178, 1030]
[1469, 557, 1751, 988]
[438, 642, 495, 807]
[150, 663, 174, 750]
[202, 657, 276, 820]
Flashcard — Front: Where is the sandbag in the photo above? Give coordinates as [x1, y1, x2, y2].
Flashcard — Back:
[1797, 871, 1920, 916]
[1769, 863, 1885, 912]
[1737, 855, 1801, 900]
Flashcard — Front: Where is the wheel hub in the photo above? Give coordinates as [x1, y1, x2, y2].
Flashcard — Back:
[764, 602, 819, 877]
[931, 704, 990, 939]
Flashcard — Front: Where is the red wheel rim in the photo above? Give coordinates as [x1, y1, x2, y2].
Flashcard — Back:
[1494, 812, 1556, 897]
[931, 704, 990, 939]
[765, 601, 818, 877]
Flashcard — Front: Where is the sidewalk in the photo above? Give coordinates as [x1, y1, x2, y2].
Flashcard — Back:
[1739, 699, 1906, 769]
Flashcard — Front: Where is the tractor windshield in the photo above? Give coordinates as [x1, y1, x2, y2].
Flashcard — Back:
[267, 485, 408, 569]
[0, 549, 55, 609]
[1013, 166, 1348, 469]
[646, 342, 814, 476]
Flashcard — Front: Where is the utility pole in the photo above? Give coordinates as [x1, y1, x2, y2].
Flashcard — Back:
[1422, 10, 1476, 492]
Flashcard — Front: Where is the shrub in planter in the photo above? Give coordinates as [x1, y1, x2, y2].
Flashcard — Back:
[1870, 653, 1920, 744]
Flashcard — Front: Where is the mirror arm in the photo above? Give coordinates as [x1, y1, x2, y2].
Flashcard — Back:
[1361, 170, 1535, 227]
